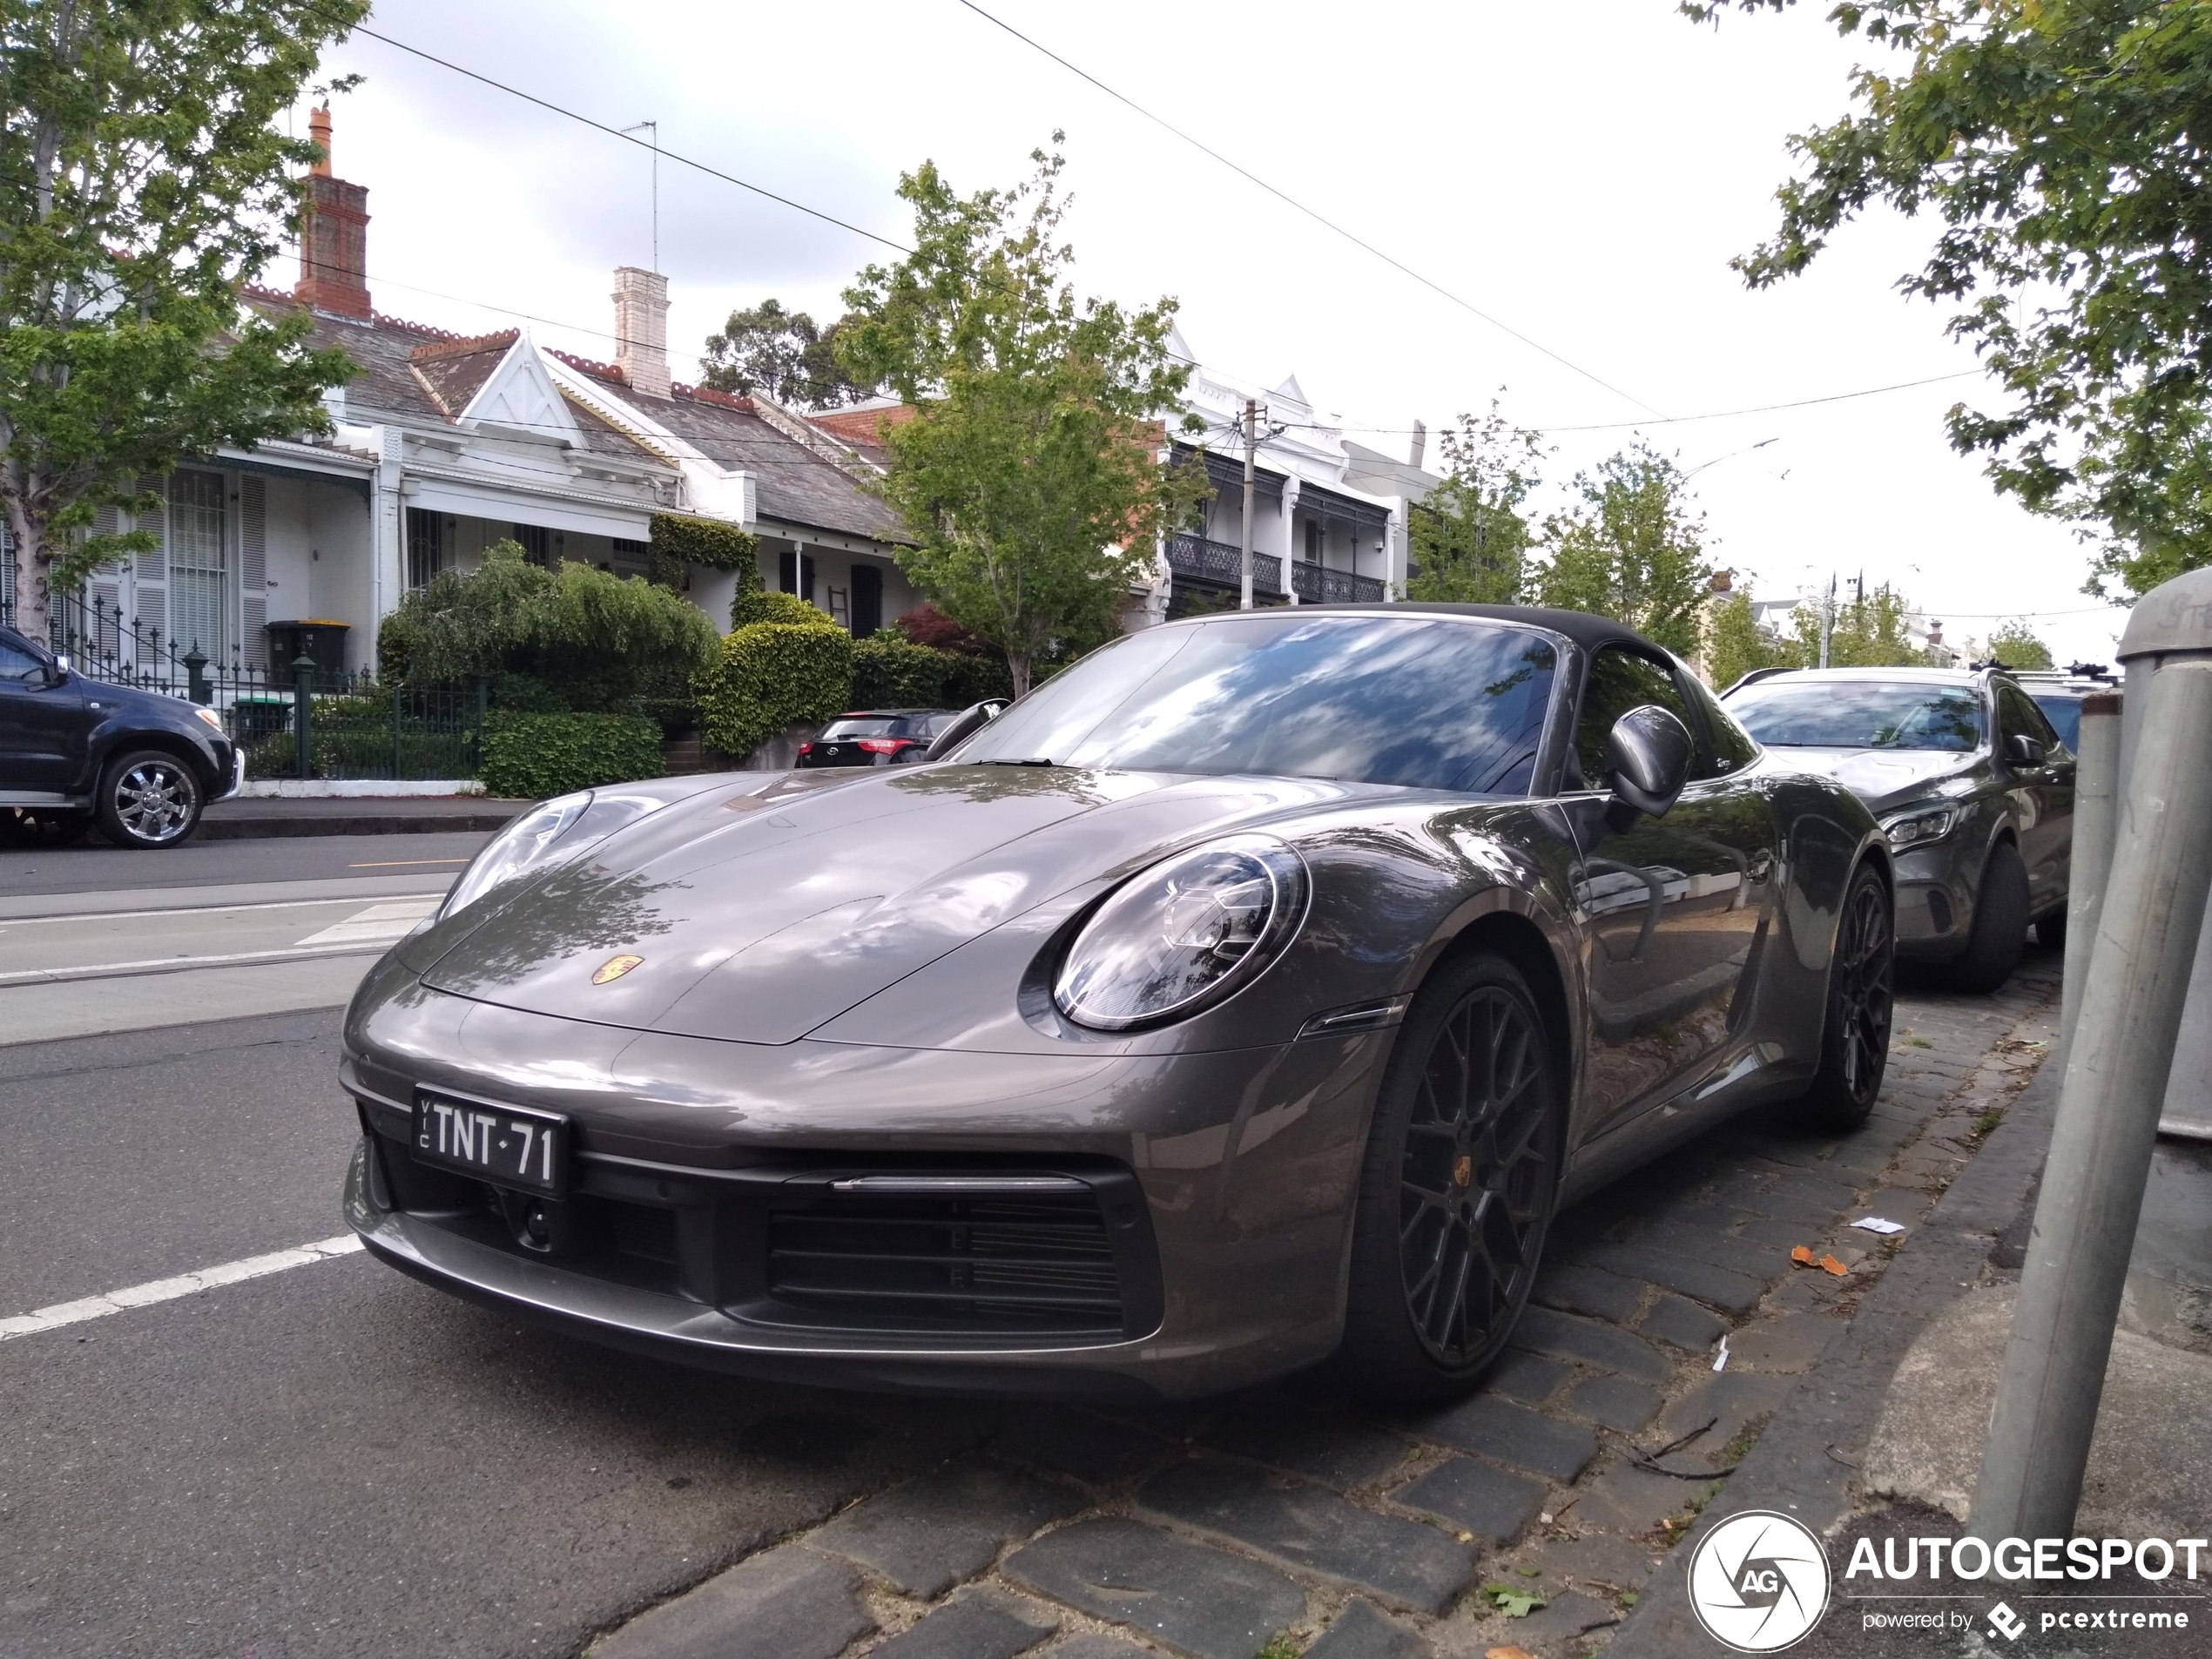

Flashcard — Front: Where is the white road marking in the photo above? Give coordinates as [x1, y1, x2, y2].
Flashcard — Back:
[0, 894, 443, 927]
[0, 1235, 364, 1342]
[294, 899, 440, 947]
[0, 941, 397, 987]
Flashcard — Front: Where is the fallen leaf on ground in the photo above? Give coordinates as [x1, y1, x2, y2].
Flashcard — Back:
[1487, 1648, 1538, 1659]
[1819, 1254, 1849, 1276]
[1791, 1245, 1817, 1266]
[1486, 1583, 1548, 1617]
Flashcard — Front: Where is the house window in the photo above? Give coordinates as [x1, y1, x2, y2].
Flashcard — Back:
[1304, 519, 1323, 565]
[406, 508, 448, 590]
[168, 469, 229, 658]
[513, 523, 553, 567]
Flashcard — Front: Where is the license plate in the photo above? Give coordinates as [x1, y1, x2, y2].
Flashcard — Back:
[412, 1092, 569, 1197]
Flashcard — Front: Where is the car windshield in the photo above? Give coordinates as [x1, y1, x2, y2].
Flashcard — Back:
[954, 615, 1559, 793]
[1727, 680, 1984, 752]
[820, 718, 898, 740]
[2031, 693, 2082, 752]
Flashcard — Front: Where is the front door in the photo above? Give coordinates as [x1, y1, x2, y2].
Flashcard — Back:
[0, 636, 85, 792]
[1565, 646, 1778, 1133]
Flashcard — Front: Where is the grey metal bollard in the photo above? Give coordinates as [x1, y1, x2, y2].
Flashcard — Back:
[2114, 568, 2212, 1140]
[2056, 690, 2121, 1062]
[1969, 654, 2212, 1541]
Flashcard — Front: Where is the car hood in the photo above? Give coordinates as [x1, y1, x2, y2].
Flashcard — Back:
[1762, 746, 1980, 815]
[418, 765, 1372, 1044]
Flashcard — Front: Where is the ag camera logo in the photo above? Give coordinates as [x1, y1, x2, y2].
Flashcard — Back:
[1689, 1509, 1832, 1651]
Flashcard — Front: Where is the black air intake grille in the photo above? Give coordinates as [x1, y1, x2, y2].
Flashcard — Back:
[766, 1190, 1123, 1334]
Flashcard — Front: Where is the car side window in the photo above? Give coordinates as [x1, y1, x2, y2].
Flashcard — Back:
[1682, 671, 1760, 779]
[1570, 647, 1694, 790]
[0, 639, 45, 683]
[1997, 680, 2060, 752]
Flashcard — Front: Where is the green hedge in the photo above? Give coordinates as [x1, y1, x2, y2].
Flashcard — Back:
[648, 512, 759, 571]
[730, 586, 823, 631]
[849, 632, 952, 708]
[696, 620, 854, 758]
[480, 711, 664, 799]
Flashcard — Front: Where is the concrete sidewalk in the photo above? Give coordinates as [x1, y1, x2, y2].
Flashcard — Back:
[201, 795, 530, 838]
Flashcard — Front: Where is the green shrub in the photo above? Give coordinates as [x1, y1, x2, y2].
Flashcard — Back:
[648, 512, 759, 570]
[480, 711, 664, 798]
[696, 619, 854, 758]
[849, 632, 953, 708]
[378, 541, 718, 711]
[730, 586, 823, 631]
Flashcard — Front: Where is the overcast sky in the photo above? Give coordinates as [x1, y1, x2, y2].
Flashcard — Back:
[306, 0, 2130, 665]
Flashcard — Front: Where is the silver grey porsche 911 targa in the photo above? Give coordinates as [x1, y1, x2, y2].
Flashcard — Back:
[341, 604, 1893, 1403]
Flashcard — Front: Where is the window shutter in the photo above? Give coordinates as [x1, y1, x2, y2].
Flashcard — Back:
[131, 473, 166, 650]
[240, 475, 267, 669]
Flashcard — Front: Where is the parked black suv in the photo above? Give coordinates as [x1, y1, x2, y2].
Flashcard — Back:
[794, 709, 963, 768]
[0, 623, 242, 847]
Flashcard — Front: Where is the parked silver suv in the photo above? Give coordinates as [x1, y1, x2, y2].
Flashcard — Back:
[1722, 665, 2072, 990]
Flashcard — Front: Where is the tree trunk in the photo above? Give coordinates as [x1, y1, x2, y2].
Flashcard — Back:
[1006, 649, 1031, 699]
[3, 496, 44, 641]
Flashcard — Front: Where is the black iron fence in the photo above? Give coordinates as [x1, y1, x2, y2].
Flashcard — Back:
[1290, 562, 1388, 604]
[1166, 531, 1285, 596]
[27, 588, 486, 782]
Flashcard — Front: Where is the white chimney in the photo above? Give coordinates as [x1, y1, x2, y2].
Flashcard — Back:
[612, 266, 671, 398]
[1407, 419, 1426, 470]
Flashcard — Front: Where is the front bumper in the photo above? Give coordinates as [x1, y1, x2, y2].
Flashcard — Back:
[1892, 840, 1977, 960]
[216, 744, 245, 802]
[341, 971, 1391, 1399]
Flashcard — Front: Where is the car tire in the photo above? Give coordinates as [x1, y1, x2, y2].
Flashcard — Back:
[2033, 908, 2067, 953]
[1338, 949, 1563, 1406]
[1801, 860, 1895, 1132]
[1946, 839, 2029, 993]
[0, 806, 91, 847]
[94, 750, 206, 848]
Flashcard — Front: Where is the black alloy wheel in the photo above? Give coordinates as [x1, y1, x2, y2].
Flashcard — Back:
[1339, 952, 1561, 1402]
[1803, 861, 1895, 1130]
[95, 751, 204, 848]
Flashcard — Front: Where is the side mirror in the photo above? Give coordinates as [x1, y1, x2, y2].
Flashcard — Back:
[50, 653, 71, 681]
[1606, 705, 1694, 818]
[921, 698, 1011, 761]
[2005, 732, 2047, 767]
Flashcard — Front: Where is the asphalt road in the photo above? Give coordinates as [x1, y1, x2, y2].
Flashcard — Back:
[3, 830, 494, 898]
[0, 1016, 972, 1659]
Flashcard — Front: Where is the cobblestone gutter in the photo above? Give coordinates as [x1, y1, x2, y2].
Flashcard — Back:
[583, 956, 2061, 1659]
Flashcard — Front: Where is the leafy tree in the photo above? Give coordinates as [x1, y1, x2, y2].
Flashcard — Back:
[1684, 0, 2212, 597]
[1987, 618, 2054, 671]
[1406, 402, 1543, 604]
[376, 541, 718, 711]
[0, 0, 368, 635]
[1706, 588, 1800, 688]
[836, 137, 1208, 695]
[1788, 582, 1925, 667]
[699, 299, 875, 408]
[1533, 443, 1713, 653]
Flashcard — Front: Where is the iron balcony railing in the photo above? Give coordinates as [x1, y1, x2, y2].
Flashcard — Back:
[1290, 562, 1388, 604]
[1166, 531, 1283, 595]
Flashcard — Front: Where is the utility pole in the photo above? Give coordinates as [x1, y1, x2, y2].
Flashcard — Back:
[1239, 398, 1258, 611]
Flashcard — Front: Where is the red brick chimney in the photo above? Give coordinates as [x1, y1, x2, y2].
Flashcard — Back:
[295, 105, 371, 319]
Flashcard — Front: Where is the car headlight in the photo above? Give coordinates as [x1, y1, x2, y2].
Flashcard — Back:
[193, 707, 225, 732]
[440, 788, 668, 919]
[1883, 806, 1958, 848]
[1054, 835, 1310, 1031]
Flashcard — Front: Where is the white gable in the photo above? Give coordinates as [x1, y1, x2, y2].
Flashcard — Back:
[461, 334, 581, 447]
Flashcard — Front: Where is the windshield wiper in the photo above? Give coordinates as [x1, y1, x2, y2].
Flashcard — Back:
[980, 757, 1055, 766]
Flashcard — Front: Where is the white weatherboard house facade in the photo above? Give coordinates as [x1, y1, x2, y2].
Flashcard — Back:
[66, 115, 916, 683]
[1137, 327, 1436, 626]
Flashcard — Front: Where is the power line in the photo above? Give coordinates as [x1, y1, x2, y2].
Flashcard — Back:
[950, 0, 1669, 421]
[338, 20, 909, 254]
